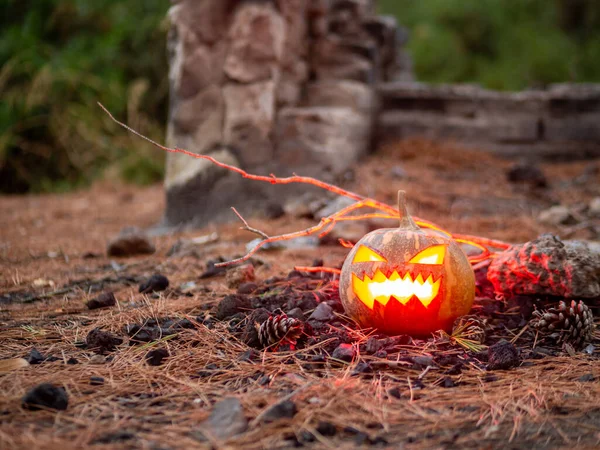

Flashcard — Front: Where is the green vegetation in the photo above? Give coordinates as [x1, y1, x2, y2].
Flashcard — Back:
[2, 0, 599, 192]
[0, 0, 169, 193]
[379, 0, 600, 90]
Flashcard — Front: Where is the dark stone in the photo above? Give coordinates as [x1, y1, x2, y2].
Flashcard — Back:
[86, 292, 117, 310]
[441, 377, 456, 388]
[90, 376, 105, 386]
[66, 357, 78, 365]
[139, 274, 170, 294]
[412, 355, 434, 367]
[199, 257, 228, 279]
[352, 362, 372, 376]
[22, 383, 68, 411]
[237, 282, 258, 294]
[27, 348, 45, 365]
[91, 431, 136, 444]
[196, 363, 221, 378]
[127, 326, 157, 344]
[265, 202, 285, 219]
[364, 337, 383, 355]
[487, 340, 520, 370]
[483, 373, 498, 383]
[578, 373, 595, 382]
[300, 430, 315, 443]
[286, 307, 305, 321]
[316, 421, 337, 437]
[216, 295, 252, 320]
[237, 349, 258, 363]
[146, 348, 170, 366]
[196, 398, 248, 441]
[506, 162, 548, 188]
[85, 328, 123, 354]
[331, 343, 355, 363]
[308, 303, 334, 322]
[261, 400, 297, 423]
[107, 226, 155, 257]
[387, 387, 402, 399]
[444, 363, 463, 375]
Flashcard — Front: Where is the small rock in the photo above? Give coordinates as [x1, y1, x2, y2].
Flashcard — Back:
[390, 165, 407, 179]
[578, 373, 595, 382]
[107, 226, 155, 257]
[91, 431, 136, 444]
[286, 307, 305, 321]
[85, 328, 123, 354]
[487, 340, 520, 370]
[86, 292, 117, 310]
[216, 295, 252, 320]
[199, 257, 228, 279]
[441, 377, 456, 388]
[146, 348, 169, 366]
[66, 357, 78, 365]
[331, 343, 355, 363]
[309, 303, 334, 322]
[589, 197, 600, 217]
[198, 398, 248, 440]
[261, 399, 297, 423]
[139, 274, 170, 294]
[27, 348, 46, 365]
[412, 355, 434, 367]
[226, 264, 255, 289]
[22, 383, 68, 411]
[314, 196, 355, 220]
[506, 162, 547, 188]
[237, 282, 258, 294]
[483, 373, 498, 382]
[316, 421, 337, 437]
[237, 349, 258, 363]
[538, 206, 576, 226]
[90, 376, 105, 386]
[364, 337, 383, 355]
[89, 355, 106, 365]
[265, 203, 285, 219]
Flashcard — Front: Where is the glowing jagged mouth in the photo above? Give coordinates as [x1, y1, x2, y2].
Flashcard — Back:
[352, 269, 441, 309]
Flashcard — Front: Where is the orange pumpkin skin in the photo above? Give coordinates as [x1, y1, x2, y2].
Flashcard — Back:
[339, 193, 475, 337]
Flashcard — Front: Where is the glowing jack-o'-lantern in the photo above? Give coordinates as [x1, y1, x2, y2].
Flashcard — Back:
[339, 191, 475, 336]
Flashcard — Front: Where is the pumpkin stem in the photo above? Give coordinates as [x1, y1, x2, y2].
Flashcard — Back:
[397, 190, 420, 231]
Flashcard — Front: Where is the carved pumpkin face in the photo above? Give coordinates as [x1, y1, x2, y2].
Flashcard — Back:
[339, 192, 475, 337]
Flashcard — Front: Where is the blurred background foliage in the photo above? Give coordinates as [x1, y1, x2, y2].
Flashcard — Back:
[1, 0, 599, 193]
[379, 0, 600, 89]
[0, 0, 169, 193]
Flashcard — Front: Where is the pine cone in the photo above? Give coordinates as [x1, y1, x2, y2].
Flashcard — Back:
[256, 314, 303, 348]
[452, 315, 487, 344]
[530, 300, 595, 349]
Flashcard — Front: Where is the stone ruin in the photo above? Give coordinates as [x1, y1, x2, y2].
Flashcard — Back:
[164, 0, 600, 227]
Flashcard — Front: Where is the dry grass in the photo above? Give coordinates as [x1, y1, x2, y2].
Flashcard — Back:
[1, 139, 599, 449]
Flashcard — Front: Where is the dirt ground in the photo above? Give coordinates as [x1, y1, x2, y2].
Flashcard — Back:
[1, 139, 599, 449]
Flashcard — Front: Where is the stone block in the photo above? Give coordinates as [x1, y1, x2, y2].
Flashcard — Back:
[223, 81, 276, 166]
[170, 85, 224, 152]
[305, 80, 376, 115]
[168, 0, 231, 45]
[275, 106, 371, 174]
[224, 3, 285, 83]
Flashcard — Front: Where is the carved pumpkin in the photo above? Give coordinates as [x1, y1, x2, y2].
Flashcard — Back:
[339, 191, 475, 336]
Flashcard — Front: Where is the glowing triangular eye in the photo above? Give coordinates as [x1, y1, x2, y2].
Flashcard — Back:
[353, 245, 387, 263]
[409, 244, 446, 265]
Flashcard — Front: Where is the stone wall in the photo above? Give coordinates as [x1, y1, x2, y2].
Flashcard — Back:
[377, 82, 600, 160]
[164, 0, 411, 226]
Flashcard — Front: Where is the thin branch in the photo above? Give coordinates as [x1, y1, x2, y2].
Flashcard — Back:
[98, 102, 512, 267]
[231, 207, 269, 240]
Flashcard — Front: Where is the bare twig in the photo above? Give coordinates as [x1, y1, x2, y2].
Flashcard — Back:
[231, 207, 270, 240]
